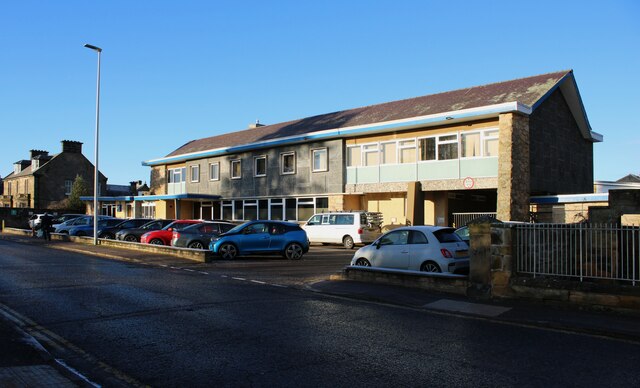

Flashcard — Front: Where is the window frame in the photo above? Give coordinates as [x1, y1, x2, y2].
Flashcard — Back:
[230, 159, 242, 179]
[362, 143, 380, 167]
[190, 164, 200, 182]
[280, 152, 296, 175]
[254, 155, 267, 178]
[311, 148, 328, 172]
[209, 162, 220, 181]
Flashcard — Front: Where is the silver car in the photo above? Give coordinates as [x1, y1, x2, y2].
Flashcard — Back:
[350, 226, 469, 274]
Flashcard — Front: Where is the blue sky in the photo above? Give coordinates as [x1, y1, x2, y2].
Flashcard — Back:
[1, 0, 638, 185]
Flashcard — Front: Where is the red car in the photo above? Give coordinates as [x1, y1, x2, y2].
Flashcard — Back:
[140, 220, 202, 245]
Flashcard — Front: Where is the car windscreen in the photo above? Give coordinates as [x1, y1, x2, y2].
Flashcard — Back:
[432, 228, 463, 243]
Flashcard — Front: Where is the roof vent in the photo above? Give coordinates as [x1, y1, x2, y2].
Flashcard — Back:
[248, 119, 266, 129]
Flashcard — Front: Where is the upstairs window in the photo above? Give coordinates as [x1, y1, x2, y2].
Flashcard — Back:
[190, 165, 200, 182]
[363, 144, 379, 166]
[347, 146, 361, 167]
[231, 159, 242, 179]
[280, 152, 296, 175]
[209, 162, 220, 181]
[65, 180, 72, 195]
[254, 156, 267, 177]
[312, 148, 328, 172]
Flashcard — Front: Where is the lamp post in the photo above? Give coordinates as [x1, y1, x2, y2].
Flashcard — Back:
[84, 43, 102, 245]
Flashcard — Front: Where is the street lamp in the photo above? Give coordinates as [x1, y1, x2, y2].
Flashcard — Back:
[84, 43, 102, 245]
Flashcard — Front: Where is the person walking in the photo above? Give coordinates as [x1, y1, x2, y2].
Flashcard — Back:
[40, 213, 52, 241]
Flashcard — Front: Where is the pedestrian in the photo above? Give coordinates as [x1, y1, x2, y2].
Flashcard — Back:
[41, 213, 52, 241]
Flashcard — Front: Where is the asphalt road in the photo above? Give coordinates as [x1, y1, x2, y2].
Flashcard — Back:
[1, 238, 639, 387]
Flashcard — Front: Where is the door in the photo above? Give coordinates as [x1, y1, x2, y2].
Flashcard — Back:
[372, 230, 410, 269]
[240, 222, 271, 252]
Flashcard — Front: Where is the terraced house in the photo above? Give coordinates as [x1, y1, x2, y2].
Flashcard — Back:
[128, 70, 601, 227]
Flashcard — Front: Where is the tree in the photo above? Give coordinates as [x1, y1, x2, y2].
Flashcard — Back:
[66, 175, 90, 211]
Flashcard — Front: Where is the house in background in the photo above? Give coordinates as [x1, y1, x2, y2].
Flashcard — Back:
[81, 180, 151, 218]
[0, 140, 107, 209]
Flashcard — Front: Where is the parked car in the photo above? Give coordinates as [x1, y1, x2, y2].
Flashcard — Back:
[302, 211, 383, 249]
[115, 219, 175, 242]
[209, 220, 309, 260]
[54, 215, 114, 234]
[171, 221, 236, 249]
[97, 218, 151, 239]
[51, 214, 85, 228]
[350, 226, 469, 274]
[140, 220, 202, 245]
[28, 214, 45, 229]
[69, 218, 124, 237]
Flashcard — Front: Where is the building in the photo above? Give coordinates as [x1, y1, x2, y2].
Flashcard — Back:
[124, 70, 600, 226]
[0, 140, 107, 209]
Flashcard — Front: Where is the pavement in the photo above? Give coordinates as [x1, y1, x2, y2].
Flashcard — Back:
[1, 231, 640, 386]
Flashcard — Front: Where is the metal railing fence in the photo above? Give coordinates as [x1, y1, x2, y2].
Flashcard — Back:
[451, 212, 497, 228]
[515, 223, 639, 285]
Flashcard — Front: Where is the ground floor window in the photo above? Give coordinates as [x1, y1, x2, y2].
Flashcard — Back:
[142, 202, 156, 219]
[205, 196, 330, 222]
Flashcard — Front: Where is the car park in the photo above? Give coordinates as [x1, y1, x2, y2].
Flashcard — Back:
[302, 211, 383, 249]
[115, 219, 175, 242]
[209, 220, 309, 260]
[69, 218, 124, 237]
[140, 220, 202, 245]
[171, 221, 236, 249]
[54, 215, 114, 234]
[350, 226, 469, 274]
[97, 218, 151, 239]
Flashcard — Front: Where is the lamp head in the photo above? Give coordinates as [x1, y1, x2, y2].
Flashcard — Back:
[84, 43, 102, 52]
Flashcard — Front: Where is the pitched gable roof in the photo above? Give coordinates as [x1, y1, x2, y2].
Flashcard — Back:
[146, 70, 598, 166]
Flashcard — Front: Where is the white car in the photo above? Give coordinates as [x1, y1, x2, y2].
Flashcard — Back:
[28, 214, 46, 229]
[350, 226, 469, 274]
[303, 211, 383, 249]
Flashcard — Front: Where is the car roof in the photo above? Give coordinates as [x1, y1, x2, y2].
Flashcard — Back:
[386, 225, 454, 233]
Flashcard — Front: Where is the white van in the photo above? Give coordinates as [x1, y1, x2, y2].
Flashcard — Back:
[303, 211, 383, 249]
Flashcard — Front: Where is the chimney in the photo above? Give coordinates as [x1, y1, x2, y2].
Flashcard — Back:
[61, 140, 83, 153]
[248, 119, 266, 129]
[30, 149, 49, 159]
[13, 160, 30, 174]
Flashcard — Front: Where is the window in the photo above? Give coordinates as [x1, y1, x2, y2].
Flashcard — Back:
[65, 180, 72, 195]
[281, 152, 296, 175]
[168, 167, 186, 183]
[363, 144, 379, 166]
[419, 137, 436, 161]
[483, 129, 499, 157]
[297, 197, 315, 221]
[209, 162, 220, 181]
[231, 160, 241, 179]
[347, 146, 361, 167]
[190, 165, 200, 182]
[141, 202, 156, 218]
[312, 148, 328, 172]
[379, 230, 409, 245]
[254, 156, 267, 177]
[381, 142, 397, 165]
[244, 200, 258, 220]
[438, 134, 458, 160]
[461, 132, 481, 158]
[399, 140, 416, 163]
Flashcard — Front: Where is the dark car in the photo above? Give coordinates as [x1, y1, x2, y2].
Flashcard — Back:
[114, 219, 175, 243]
[68, 218, 124, 237]
[209, 220, 309, 260]
[98, 218, 151, 239]
[171, 221, 236, 249]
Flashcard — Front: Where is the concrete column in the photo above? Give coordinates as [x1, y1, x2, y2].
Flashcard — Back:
[406, 181, 424, 226]
[497, 113, 530, 221]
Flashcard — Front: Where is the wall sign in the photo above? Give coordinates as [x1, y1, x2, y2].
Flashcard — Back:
[463, 177, 475, 189]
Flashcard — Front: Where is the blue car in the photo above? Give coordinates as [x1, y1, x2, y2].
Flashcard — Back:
[69, 218, 123, 237]
[54, 215, 114, 234]
[209, 220, 309, 260]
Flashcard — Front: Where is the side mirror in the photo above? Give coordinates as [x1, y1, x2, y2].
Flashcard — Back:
[375, 241, 381, 249]
[167, 227, 173, 232]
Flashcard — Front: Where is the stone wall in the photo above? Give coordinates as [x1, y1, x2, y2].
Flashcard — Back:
[528, 89, 594, 195]
[496, 113, 530, 221]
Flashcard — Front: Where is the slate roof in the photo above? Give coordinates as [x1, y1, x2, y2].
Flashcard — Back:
[165, 70, 572, 158]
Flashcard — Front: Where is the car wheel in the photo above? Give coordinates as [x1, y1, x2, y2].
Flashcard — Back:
[343, 235, 355, 249]
[420, 261, 441, 273]
[124, 235, 138, 242]
[188, 241, 204, 249]
[219, 243, 238, 260]
[150, 238, 164, 245]
[354, 258, 371, 267]
[284, 243, 304, 260]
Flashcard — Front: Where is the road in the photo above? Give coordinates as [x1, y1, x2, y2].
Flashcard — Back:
[1, 237, 639, 387]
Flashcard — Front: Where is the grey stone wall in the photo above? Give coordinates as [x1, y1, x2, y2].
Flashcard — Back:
[529, 89, 594, 195]
[184, 139, 344, 198]
[497, 113, 530, 221]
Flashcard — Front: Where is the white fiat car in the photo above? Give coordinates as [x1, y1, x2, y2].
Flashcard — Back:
[350, 226, 469, 274]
